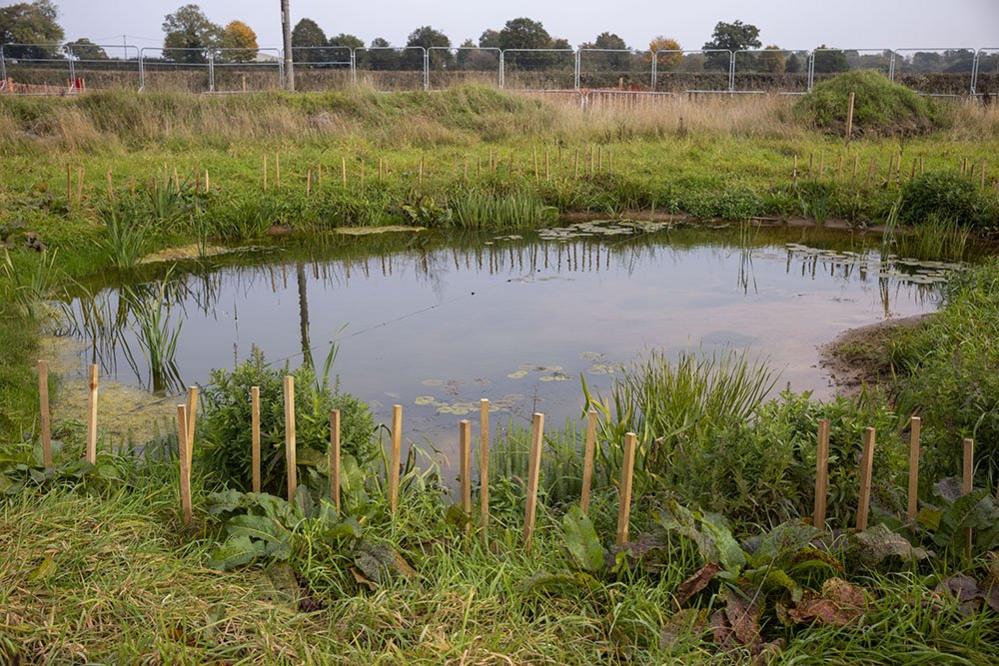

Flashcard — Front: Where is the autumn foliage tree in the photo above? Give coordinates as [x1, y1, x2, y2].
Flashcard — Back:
[220, 20, 257, 62]
[648, 36, 682, 69]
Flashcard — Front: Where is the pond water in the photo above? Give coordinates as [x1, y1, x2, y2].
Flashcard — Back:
[61, 222, 957, 458]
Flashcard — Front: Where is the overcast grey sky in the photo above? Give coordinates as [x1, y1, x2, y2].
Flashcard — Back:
[50, 0, 999, 50]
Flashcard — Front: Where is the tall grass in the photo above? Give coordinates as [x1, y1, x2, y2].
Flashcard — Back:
[122, 275, 183, 394]
[99, 202, 149, 270]
[0, 249, 61, 319]
[449, 191, 556, 228]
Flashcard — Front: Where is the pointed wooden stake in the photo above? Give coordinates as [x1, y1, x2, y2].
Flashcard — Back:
[856, 427, 876, 531]
[330, 409, 341, 512]
[963, 437, 974, 560]
[251, 386, 261, 493]
[389, 404, 402, 514]
[580, 409, 597, 513]
[479, 398, 490, 537]
[813, 419, 830, 530]
[85, 364, 98, 464]
[616, 432, 637, 546]
[38, 360, 52, 468]
[906, 416, 921, 523]
[283, 375, 297, 502]
[176, 404, 192, 526]
[460, 419, 472, 536]
[523, 412, 545, 550]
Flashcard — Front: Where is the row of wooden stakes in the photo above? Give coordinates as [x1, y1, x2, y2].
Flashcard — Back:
[35, 361, 981, 549]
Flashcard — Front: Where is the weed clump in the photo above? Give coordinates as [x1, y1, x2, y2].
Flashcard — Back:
[898, 171, 996, 228]
[795, 71, 946, 137]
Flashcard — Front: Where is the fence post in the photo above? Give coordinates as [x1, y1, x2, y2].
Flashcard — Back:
[807, 51, 815, 91]
[38, 360, 52, 468]
[498, 50, 505, 88]
[138, 48, 145, 91]
[176, 404, 192, 526]
[906, 416, 921, 523]
[728, 50, 736, 92]
[66, 44, 76, 85]
[0, 45, 7, 84]
[971, 50, 980, 96]
[574, 50, 581, 90]
[459, 419, 472, 535]
[423, 48, 429, 91]
[856, 427, 876, 531]
[650, 52, 657, 91]
[522, 412, 545, 550]
[888, 50, 896, 81]
[389, 404, 402, 513]
[616, 432, 637, 546]
[208, 52, 216, 93]
[284, 375, 297, 502]
[350, 49, 357, 86]
[813, 419, 830, 530]
[85, 364, 99, 464]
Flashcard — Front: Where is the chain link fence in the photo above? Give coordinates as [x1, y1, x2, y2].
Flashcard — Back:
[2, 42, 998, 97]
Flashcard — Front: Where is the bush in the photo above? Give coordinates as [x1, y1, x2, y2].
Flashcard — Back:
[794, 70, 945, 137]
[898, 171, 996, 228]
[201, 350, 376, 495]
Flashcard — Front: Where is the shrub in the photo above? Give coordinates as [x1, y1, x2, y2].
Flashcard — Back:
[898, 171, 995, 228]
[201, 350, 376, 495]
[794, 70, 945, 137]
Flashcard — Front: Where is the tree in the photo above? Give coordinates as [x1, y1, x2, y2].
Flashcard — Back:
[329, 33, 362, 49]
[498, 17, 552, 51]
[478, 29, 500, 49]
[65, 38, 107, 60]
[0, 0, 63, 59]
[592, 32, 627, 51]
[758, 45, 786, 73]
[291, 17, 326, 63]
[702, 20, 761, 70]
[406, 25, 450, 69]
[812, 45, 849, 74]
[162, 4, 221, 63]
[219, 20, 257, 62]
[363, 37, 397, 71]
[581, 32, 630, 72]
[648, 36, 682, 69]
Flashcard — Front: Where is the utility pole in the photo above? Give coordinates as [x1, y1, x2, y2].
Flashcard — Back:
[281, 0, 295, 91]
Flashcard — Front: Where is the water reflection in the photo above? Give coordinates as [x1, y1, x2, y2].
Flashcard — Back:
[60, 225, 956, 435]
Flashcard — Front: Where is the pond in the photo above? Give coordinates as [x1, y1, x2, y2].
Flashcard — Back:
[60, 222, 958, 458]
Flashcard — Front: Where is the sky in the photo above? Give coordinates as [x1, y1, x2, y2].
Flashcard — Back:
[44, 0, 999, 52]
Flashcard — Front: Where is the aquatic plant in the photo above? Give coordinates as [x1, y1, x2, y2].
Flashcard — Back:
[98, 201, 149, 270]
[449, 191, 556, 229]
[0, 249, 60, 320]
[121, 276, 183, 395]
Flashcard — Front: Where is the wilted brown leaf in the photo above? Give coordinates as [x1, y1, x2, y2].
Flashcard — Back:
[675, 562, 722, 606]
[660, 608, 708, 649]
[724, 591, 762, 647]
[787, 577, 866, 626]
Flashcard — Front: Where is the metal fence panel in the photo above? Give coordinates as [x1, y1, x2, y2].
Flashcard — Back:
[138, 47, 213, 93]
[808, 48, 895, 89]
[973, 49, 999, 95]
[427, 47, 501, 89]
[64, 43, 141, 90]
[578, 49, 653, 90]
[0, 43, 72, 91]
[292, 46, 353, 91]
[893, 48, 977, 96]
[502, 49, 576, 90]
[733, 49, 810, 93]
[211, 48, 282, 92]
[652, 50, 732, 92]
[354, 47, 426, 91]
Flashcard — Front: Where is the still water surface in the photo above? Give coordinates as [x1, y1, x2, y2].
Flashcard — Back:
[64, 223, 952, 450]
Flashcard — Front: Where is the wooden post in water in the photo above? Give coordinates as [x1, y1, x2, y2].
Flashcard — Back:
[251, 386, 261, 493]
[856, 427, 876, 531]
[330, 409, 341, 511]
[580, 409, 597, 514]
[906, 416, 921, 523]
[813, 419, 830, 530]
[38, 360, 52, 468]
[389, 404, 402, 514]
[176, 404, 192, 526]
[844, 91, 855, 142]
[85, 364, 98, 464]
[962, 438, 974, 560]
[460, 419, 472, 536]
[523, 412, 545, 550]
[616, 432, 637, 546]
[283, 375, 297, 502]
[479, 399, 490, 537]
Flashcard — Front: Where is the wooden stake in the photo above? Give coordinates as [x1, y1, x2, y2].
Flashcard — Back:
[284, 375, 296, 502]
[963, 437, 974, 560]
[203, 169, 209, 193]
[418, 157, 424, 185]
[981, 161, 987, 189]
[341, 156, 347, 187]
[105, 169, 113, 200]
[792, 155, 798, 183]
[460, 419, 472, 536]
[479, 398, 490, 536]
[523, 412, 545, 549]
[813, 419, 830, 530]
[185, 386, 199, 476]
[844, 91, 855, 142]
[580, 409, 597, 514]
[306, 169, 312, 197]
[574, 149, 579, 179]
[545, 150, 550, 181]
[172, 167, 180, 193]
[65, 164, 72, 208]
[38, 360, 52, 468]
[85, 364, 98, 464]
[275, 152, 281, 188]
[856, 427, 876, 531]
[330, 409, 341, 512]
[616, 432, 637, 546]
[262, 155, 268, 189]
[76, 166, 84, 202]
[176, 404, 192, 526]
[389, 404, 402, 513]
[906, 416, 921, 523]
[251, 386, 261, 493]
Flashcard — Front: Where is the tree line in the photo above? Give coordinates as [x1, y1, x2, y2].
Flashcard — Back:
[0, 1, 986, 75]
